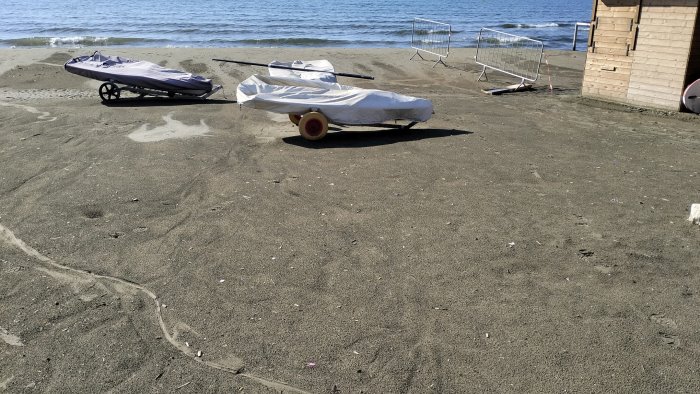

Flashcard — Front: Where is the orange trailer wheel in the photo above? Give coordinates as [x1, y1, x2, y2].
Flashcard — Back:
[289, 114, 302, 125]
[298, 112, 328, 141]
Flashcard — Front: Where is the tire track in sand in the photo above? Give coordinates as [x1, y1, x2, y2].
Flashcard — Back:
[0, 223, 309, 393]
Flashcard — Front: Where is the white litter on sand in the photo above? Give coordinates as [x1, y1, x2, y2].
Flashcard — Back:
[689, 204, 700, 225]
[128, 112, 210, 142]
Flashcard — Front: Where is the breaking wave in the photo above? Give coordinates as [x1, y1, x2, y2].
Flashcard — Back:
[500, 23, 562, 29]
[1, 36, 158, 47]
[208, 37, 403, 47]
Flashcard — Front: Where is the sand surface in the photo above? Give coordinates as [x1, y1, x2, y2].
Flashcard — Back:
[0, 47, 699, 393]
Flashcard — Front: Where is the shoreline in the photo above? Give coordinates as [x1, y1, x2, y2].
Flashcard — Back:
[0, 46, 585, 80]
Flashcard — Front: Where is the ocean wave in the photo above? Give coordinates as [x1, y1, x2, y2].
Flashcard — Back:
[1, 36, 157, 47]
[395, 28, 464, 36]
[550, 36, 578, 43]
[500, 23, 561, 29]
[395, 29, 417, 36]
[209, 37, 351, 46]
[206, 37, 406, 48]
[480, 36, 533, 45]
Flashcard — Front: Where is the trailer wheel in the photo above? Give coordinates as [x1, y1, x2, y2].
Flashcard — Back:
[99, 82, 120, 101]
[298, 112, 328, 141]
[289, 114, 302, 125]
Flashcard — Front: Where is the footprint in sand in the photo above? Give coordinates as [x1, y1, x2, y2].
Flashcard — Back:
[659, 332, 681, 348]
[650, 314, 678, 329]
[128, 112, 210, 142]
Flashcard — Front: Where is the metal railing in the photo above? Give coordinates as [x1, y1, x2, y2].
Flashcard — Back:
[410, 17, 451, 67]
[572, 22, 591, 51]
[475, 28, 544, 85]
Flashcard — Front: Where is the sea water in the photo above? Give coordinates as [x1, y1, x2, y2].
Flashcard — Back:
[0, 0, 591, 50]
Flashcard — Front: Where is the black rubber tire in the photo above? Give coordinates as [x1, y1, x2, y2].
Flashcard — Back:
[98, 82, 120, 101]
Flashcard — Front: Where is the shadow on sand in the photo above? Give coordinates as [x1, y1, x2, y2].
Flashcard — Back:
[283, 127, 472, 149]
[101, 97, 234, 107]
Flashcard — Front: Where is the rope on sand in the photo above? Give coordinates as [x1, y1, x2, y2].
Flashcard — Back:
[0, 223, 310, 394]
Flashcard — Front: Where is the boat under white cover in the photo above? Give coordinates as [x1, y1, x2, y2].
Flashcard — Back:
[236, 74, 433, 125]
[65, 52, 215, 96]
[267, 59, 338, 82]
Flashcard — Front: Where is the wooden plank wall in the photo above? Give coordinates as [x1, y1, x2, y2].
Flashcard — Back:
[582, 2, 639, 100]
[627, 0, 698, 110]
[684, 4, 700, 87]
[582, 0, 699, 111]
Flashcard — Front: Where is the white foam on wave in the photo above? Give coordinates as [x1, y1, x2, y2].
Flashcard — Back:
[49, 36, 109, 47]
[525, 23, 560, 28]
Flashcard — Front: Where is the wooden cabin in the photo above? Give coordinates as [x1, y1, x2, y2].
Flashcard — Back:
[582, 0, 700, 111]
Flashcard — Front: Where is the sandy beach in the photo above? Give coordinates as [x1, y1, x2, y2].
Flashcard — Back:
[1, 47, 699, 392]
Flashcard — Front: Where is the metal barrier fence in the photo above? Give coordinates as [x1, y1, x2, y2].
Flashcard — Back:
[572, 22, 590, 51]
[475, 28, 544, 85]
[410, 18, 451, 67]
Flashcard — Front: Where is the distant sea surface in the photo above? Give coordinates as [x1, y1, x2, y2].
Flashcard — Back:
[1, 0, 592, 50]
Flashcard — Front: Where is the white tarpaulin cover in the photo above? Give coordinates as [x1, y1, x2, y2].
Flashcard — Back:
[267, 60, 337, 82]
[64, 52, 214, 95]
[236, 74, 433, 125]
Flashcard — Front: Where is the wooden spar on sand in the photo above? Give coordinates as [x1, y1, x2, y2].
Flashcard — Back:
[212, 59, 375, 80]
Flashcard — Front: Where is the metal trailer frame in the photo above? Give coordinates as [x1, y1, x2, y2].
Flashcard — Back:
[409, 17, 452, 68]
[475, 28, 544, 87]
[96, 81, 222, 102]
[287, 109, 421, 141]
